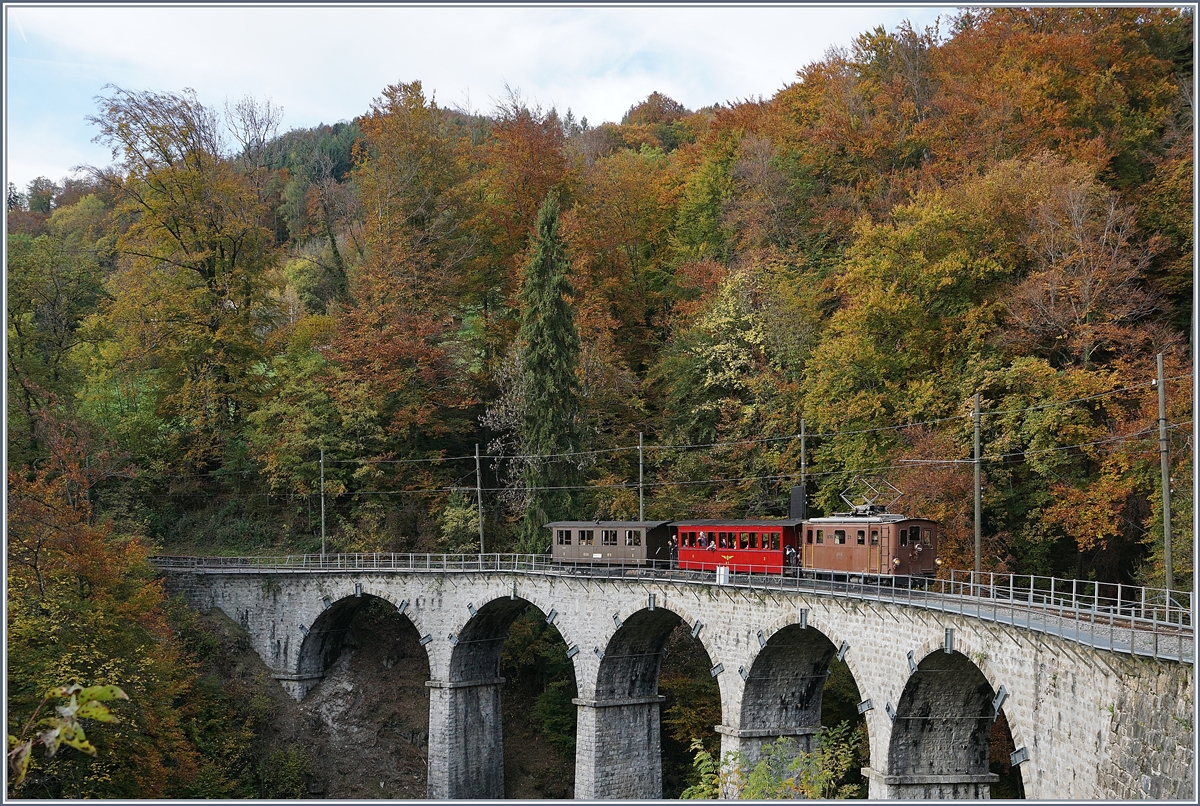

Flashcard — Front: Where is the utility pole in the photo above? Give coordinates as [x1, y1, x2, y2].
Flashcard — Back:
[1157, 354, 1173, 597]
[320, 447, 326, 559]
[475, 444, 486, 555]
[638, 432, 645, 522]
[973, 393, 981, 580]
[800, 418, 807, 493]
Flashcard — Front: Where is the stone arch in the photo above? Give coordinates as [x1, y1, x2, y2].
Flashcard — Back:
[744, 608, 877, 769]
[296, 593, 382, 680]
[360, 584, 430, 643]
[288, 589, 431, 731]
[431, 594, 578, 800]
[735, 623, 838, 767]
[572, 605, 692, 799]
[939, 632, 1029, 799]
[886, 640, 999, 799]
[596, 606, 683, 700]
[906, 630, 1030, 780]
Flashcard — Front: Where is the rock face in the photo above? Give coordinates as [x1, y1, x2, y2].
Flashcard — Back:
[197, 601, 431, 797]
[294, 599, 432, 798]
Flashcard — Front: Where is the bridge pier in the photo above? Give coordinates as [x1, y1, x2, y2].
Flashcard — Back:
[572, 695, 665, 799]
[272, 672, 326, 701]
[426, 678, 506, 799]
[864, 769, 998, 799]
[715, 725, 819, 798]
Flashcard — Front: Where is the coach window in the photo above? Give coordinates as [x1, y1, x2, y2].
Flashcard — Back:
[557, 529, 571, 545]
[749, 532, 759, 549]
[626, 529, 642, 546]
[816, 529, 824, 544]
[581, 529, 594, 546]
[771, 532, 780, 550]
[857, 530, 866, 545]
[834, 529, 846, 544]
[871, 529, 879, 545]
[923, 529, 932, 545]
[738, 532, 748, 549]
[602, 529, 617, 546]
[899, 528, 908, 547]
[806, 529, 814, 544]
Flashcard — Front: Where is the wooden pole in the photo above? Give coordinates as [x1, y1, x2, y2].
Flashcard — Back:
[638, 432, 644, 522]
[320, 446, 326, 558]
[476, 444, 485, 554]
[973, 394, 981, 578]
[1157, 354, 1173, 596]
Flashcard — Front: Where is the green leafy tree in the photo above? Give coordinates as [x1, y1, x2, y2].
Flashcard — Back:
[681, 723, 862, 799]
[82, 87, 282, 473]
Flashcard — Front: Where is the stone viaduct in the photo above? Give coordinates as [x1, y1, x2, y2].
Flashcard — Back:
[158, 562, 1194, 801]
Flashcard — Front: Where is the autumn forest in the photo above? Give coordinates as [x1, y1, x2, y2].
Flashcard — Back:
[5, 8, 1194, 797]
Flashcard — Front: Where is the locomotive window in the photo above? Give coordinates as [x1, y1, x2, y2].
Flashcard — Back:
[857, 530, 866, 545]
[602, 530, 618, 546]
[834, 529, 846, 544]
[625, 530, 642, 546]
[581, 529, 594, 546]
[899, 528, 908, 547]
[816, 529, 824, 544]
[923, 529, 932, 546]
[557, 529, 571, 545]
[806, 529, 813, 544]
[871, 530, 879, 545]
[770, 532, 780, 550]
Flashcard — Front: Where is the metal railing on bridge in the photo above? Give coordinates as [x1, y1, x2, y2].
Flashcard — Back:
[151, 553, 1193, 664]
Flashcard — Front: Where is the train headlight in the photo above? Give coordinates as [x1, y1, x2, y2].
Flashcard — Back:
[893, 557, 901, 567]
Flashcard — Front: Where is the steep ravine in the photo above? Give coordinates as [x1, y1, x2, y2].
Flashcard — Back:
[196, 604, 574, 798]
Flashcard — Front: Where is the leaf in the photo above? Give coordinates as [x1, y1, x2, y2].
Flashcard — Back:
[75, 700, 119, 723]
[55, 701, 78, 719]
[78, 685, 129, 703]
[8, 739, 33, 787]
[45, 683, 82, 699]
[38, 726, 61, 757]
[57, 724, 96, 757]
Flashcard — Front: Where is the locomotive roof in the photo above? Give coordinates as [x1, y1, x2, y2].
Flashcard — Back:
[806, 514, 931, 524]
[671, 518, 804, 528]
[544, 520, 672, 529]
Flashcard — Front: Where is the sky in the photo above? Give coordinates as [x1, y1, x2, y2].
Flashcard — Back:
[4, 3, 956, 194]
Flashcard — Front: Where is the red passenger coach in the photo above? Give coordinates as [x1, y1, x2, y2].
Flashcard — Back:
[674, 519, 803, 573]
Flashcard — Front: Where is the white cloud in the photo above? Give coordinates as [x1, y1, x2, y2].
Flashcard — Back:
[5, 4, 956, 189]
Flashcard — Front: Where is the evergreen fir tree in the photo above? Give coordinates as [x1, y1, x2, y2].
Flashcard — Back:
[516, 191, 583, 552]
